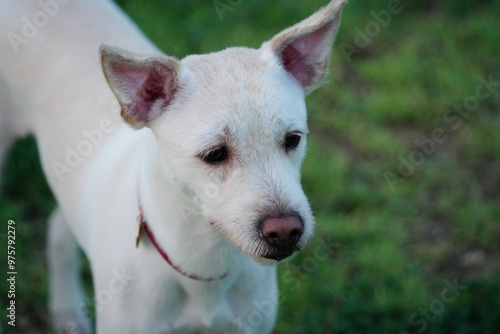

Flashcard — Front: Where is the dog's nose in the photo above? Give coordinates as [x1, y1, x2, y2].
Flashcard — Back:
[262, 216, 304, 248]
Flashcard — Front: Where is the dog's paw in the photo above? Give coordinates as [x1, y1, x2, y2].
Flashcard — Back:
[52, 313, 93, 334]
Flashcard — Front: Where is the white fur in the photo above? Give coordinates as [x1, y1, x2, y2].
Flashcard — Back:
[0, 0, 345, 333]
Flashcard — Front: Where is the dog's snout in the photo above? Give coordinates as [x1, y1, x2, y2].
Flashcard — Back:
[262, 216, 304, 248]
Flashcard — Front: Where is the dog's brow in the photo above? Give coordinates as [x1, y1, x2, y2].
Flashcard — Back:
[287, 124, 309, 135]
[223, 126, 233, 137]
[196, 131, 229, 154]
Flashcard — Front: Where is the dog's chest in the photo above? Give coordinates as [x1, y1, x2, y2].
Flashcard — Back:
[131, 275, 258, 333]
[149, 294, 250, 334]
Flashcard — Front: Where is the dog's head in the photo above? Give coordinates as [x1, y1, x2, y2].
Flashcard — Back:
[101, 0, 345, 263]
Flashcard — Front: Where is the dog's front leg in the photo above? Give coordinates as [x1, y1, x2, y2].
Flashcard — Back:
[47, 208, 93, 334]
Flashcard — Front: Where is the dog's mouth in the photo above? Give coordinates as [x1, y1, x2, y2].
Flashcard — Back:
[261, 246, 300, 262]
[211, 213, 308, 263]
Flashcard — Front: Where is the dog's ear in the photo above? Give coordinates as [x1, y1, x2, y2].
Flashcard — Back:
[100, 45, 181, 129]
[262, 0, 346, 94]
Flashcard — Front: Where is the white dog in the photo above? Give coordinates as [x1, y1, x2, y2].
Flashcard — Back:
[0, 0, 345, 333]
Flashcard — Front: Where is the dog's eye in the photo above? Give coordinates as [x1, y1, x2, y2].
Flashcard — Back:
[202, 146, 229, 164]
[284, 134, 301, 151]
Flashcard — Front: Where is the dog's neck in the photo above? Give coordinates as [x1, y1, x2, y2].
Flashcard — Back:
[136, 132, 242, 280]
[137, 198, 229, 281]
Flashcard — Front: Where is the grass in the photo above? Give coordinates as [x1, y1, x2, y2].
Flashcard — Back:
[1, 0, 500, 333]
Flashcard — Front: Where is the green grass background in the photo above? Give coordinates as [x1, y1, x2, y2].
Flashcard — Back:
[1, 0, 500, 333]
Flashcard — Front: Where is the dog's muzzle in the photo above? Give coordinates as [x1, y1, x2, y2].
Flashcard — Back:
[260, 214, 304, 261]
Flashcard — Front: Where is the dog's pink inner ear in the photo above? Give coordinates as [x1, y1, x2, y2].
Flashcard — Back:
[280, 25, 331, 88]
[113, 63, 172, 123]
[265, 0, 345, 94]
[100, 46, 181, 129]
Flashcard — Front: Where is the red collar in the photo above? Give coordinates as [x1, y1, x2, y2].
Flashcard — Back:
[136, 204, 228, 282]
